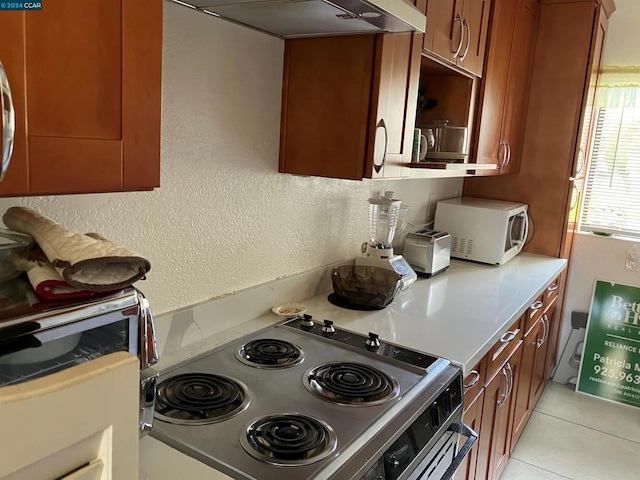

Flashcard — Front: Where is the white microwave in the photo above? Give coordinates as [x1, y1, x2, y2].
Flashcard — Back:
[434, 197, 529, 265]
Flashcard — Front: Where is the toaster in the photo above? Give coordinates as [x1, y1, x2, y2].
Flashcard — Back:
[403, 229, 451, 276]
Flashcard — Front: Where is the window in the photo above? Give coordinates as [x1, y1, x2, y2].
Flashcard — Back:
[579, 67, 640, 236]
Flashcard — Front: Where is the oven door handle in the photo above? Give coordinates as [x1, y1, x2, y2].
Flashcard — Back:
[438, 423, 478, 480]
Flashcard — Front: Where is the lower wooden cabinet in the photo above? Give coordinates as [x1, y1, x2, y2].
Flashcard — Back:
[458, 277, 564, 480]
[475, 341, 522, 480]
[455, 389, 484, 480]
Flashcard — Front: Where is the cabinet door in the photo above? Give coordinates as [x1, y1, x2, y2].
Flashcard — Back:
[545, 304, 562, 379]
[561, 4, 609, 260]
[456, 0, 490, 76]
[510, 320, 540, 450]
[529, 312, 551, 408]
[424, 0, 461, 63]
[454, 390, 484, 480]
[0, 1, 161, 196]
[367, 29, 423, 179]
[500, 0, 540, 175]
[472, 0, 518, 167]
[280, 36, 375, 180]
[475, 343, 522, 480]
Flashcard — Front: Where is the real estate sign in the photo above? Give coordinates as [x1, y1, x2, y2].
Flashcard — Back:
[577, 280, 640, 408]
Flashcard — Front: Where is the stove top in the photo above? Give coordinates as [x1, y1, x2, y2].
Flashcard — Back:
[150, 316, 458, 480]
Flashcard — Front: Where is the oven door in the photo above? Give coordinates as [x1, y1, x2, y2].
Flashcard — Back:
[0, 308, 138, 387]
[407, 418, 478, 480]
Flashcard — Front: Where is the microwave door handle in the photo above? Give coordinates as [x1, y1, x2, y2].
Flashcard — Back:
[521, 212, 530, 250]
[438, 423, 479, 480]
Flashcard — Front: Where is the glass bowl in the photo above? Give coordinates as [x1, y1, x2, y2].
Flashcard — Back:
[331, 265, 402, 309]
[0, 229, 34, 282]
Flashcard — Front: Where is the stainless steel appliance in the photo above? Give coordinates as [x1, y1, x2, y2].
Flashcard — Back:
[420, 121, 469, 163]
[434, 197, 529, 265]
[150, 315, 476, 480]
[0, 280, 159, 437]
[168, 0, 426, 39]
[403, 230, 451, 277]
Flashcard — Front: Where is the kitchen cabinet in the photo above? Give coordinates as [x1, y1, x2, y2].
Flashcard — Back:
[455, 359, 487, 480]
[463, 0, 615, 257]
[473, 0, 539, 173]
[475, 340, 522, 480]
[0, 0, 162, 196]
[423, 0, 491, 77]
[279, 0, 425, 180]
[455, 390, 484, 480]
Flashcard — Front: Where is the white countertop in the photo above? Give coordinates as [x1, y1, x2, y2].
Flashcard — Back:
[152, 253, 567, 376]
[295, 253, 567, 374]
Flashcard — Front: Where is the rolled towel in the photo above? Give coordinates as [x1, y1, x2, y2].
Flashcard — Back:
[4, 207, 150, 292]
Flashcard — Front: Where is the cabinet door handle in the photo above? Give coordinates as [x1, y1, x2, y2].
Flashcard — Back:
[504, 362, 514, 402]
[0, 61, 15, 183]
[460, 18, 471, 61]
[548, 283, 558, 293]
[497, 366, 509, 407]
[500, 330, 517, 343]
[530, 300, 543, 311]
[452, 14, 464, 58]
[537, 314, 550, 348]
[498, 141, 506, 169]
[373, 118, 387, 174]
[463, 370, 480, 390]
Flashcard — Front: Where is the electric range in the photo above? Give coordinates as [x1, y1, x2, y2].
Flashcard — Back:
[149, 315, 476, 480]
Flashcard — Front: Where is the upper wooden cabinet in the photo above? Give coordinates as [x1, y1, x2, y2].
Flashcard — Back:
[473, 0, 539, 173]
[464, 0, 614, 258]
[423, 0, 491, 77]
[279, 1, 425, 181]
[0, 0, 162, 197]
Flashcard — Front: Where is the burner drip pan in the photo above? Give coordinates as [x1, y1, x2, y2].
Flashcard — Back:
[240, 413, 337, 466]
[155, 373, 249, 425]
[304, 362, 399, 406]
[235, 338, 304, 369]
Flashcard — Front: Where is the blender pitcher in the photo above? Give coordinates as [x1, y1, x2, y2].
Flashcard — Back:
[368, 191, 409, 250]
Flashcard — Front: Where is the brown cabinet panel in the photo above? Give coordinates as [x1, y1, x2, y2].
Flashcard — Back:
[473, 0, 538, 173]
[0, 0, 162, 196]
[486, 316, 522, 381]
[464, 357, 487, 408]
[455, 390, 484, 480]
[425, 0, 460, 62]
[464, 1, 611, 258]
[500, 0, 540, 174]
[473, 0, 518, 166]
[510, 319, 539, 450]
[457, 0, 490, 76]
[281, 26, 422, 180]
[26, 1, 122, 139]
[280, 36, 375, 180]
[0, 13, 28, 196]
[476, 342, 522, 480]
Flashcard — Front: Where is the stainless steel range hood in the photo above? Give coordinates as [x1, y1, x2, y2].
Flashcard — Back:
[170, 0, 426, 38]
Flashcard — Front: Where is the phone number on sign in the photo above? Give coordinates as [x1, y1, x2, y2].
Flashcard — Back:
[594, 365, 640, 384]
[0, 2, 42, 9]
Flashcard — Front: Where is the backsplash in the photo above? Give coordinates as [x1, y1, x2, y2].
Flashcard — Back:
[0, 2, 461, 316]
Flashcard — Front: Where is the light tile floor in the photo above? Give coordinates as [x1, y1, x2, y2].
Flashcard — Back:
[501, 382, 640, 480]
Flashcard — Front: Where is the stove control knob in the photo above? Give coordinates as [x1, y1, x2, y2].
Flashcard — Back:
[365, 332, 381, 349]
[301, 314, 314, 328]
[322, 319, 336, 334]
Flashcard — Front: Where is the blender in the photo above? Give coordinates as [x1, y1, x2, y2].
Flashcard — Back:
[355, 191, 417, 288]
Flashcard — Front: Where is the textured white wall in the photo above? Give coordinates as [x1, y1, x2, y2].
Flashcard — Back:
[0, 3, 462, 315]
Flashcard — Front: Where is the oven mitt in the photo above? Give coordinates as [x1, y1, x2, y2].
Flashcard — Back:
[3, 207, 150, 291]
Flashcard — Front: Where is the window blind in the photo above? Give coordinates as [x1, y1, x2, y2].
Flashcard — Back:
[580, 107, 640, 236]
